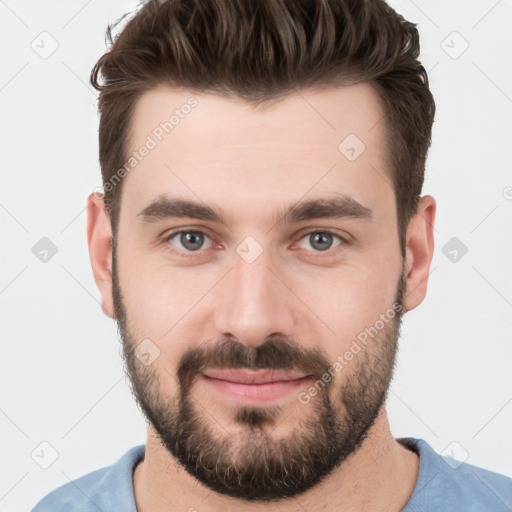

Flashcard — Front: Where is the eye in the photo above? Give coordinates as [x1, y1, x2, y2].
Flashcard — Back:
[163, 228, 347, 258]
[296, 231, 345, 252]
[166, 230, 215, 253]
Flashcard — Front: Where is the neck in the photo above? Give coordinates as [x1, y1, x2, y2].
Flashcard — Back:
[133, 405, 419, 512]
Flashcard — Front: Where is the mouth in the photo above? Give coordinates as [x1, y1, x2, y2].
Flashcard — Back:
[200, 369, 313, 404]
[202, 369, 310, 384]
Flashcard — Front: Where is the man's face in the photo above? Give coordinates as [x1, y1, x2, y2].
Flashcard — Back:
[110, 83, 406, 500]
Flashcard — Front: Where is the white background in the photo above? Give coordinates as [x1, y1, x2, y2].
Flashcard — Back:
[0, 1, 511, 510]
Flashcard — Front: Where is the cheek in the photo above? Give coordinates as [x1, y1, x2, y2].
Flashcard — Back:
[119, 252, 219, 343]
[291, 262, 398, 350]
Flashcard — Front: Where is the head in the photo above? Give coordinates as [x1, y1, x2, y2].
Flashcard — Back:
[87, 0, 436, 502]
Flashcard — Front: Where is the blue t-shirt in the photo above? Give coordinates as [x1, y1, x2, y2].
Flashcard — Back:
[31, 437, 512, 511]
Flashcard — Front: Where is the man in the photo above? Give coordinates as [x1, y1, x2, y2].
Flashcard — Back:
[32, 0, 512, 510]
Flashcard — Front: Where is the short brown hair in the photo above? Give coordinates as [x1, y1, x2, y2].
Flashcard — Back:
[90, 0, 435, 257]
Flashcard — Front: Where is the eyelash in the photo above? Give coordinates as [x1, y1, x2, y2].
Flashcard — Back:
[163, 228, 349, 258]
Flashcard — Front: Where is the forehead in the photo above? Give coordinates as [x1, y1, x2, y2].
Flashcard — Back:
[121, 83, 393, 224]
[129, 82, 386, 149]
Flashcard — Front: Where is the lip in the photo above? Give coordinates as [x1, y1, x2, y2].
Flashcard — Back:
[200, 370, 312, 405]
[202, 369, 309, 385]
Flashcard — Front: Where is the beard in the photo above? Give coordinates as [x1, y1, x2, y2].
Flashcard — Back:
[111, 241, 406, 501]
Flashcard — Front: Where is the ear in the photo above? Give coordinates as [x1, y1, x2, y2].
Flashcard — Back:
[402, 195, 436, 313]
[86, 192, 115, 318]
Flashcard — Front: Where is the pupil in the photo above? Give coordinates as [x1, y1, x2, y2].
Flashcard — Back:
[311, 232, 332, 251]
[181, 232, 203, 251]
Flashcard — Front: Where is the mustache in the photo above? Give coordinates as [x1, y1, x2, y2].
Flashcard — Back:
[177, 336, 332, 391]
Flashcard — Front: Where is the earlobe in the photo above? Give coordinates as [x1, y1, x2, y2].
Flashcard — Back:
[402, 195, 436, 313]
[86, 192, 115, 319]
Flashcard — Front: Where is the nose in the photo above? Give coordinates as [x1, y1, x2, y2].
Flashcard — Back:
[213, 254, 296, 348]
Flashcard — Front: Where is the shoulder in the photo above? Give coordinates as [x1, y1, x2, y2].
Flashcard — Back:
[30, 444, 145, 512]
[31, 466, 110, 512]
[400, 437, 512, 511]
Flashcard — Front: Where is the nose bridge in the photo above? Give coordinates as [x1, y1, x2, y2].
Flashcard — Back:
[213, 251, 295, 346]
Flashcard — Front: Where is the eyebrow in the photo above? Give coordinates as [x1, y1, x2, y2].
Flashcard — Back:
[136, 194, 373, 227]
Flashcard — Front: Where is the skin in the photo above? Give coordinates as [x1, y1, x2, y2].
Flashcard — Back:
[87, 82, 436, 511]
